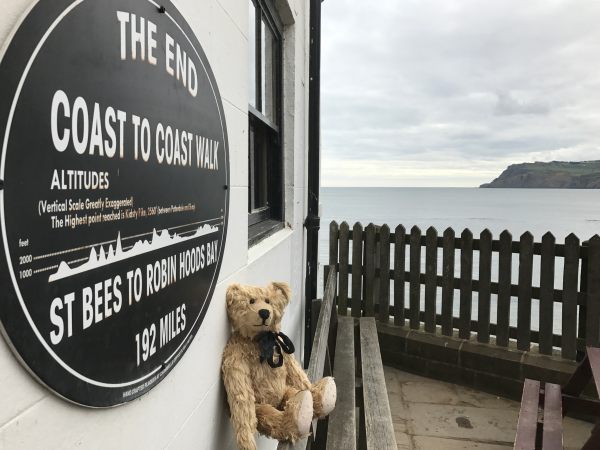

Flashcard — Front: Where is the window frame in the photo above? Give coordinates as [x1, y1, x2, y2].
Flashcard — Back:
[248, 0, 284, 245]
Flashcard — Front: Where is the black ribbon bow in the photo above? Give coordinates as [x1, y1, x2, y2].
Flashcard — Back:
[256, 331, 295, 368]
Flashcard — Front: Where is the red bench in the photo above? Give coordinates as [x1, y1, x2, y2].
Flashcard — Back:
[514, 379, 562, 450]
[514, 347, 600, 449]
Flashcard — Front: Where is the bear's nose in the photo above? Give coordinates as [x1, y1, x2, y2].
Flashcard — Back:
[258, 309, 270, 320]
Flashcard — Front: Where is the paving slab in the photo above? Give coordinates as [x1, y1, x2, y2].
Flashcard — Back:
[412, 436, 511, 449]
[383, 365, 594, 450]
[401, 381, 458, 406]
[563, 415, 596, 449]
[452, 383, 520, 411]
[395, 431, 412, 450]
[407, 403, 517, 443]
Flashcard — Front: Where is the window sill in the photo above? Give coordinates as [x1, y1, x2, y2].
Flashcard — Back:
[248, 219, 285, 247]
[248, 226, 293, 264]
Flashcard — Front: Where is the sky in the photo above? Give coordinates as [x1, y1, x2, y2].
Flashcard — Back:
[321, 0, 600, 187]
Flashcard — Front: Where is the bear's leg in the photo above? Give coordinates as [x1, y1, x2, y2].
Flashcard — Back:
[310, 376, 337, 419]
[256, 391, 313, 442]
[280, 387, 302, 407]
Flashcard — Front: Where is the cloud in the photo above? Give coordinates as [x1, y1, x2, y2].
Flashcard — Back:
[494, 92, 550, 116]
[321, 0, 600, 186]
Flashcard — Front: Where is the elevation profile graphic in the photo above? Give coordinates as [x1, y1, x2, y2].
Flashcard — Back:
[48, 224, 219, 282]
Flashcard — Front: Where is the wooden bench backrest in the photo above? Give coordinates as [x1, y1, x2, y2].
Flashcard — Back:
[278, 266, 337, 450]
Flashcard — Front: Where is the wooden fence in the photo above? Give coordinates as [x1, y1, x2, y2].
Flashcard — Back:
[326, 221, 600, 361]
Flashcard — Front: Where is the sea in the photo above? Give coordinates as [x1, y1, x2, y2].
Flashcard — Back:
[317, 187, 600, 333]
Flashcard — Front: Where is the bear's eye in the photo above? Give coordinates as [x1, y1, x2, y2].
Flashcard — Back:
[249, 299, 255, 305]
[265, 299, 270, 304]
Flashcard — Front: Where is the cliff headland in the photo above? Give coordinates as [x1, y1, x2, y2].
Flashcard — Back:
[480, 161, 600, 188]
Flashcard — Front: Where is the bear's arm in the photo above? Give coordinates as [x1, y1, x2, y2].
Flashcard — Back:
[222, 345, 258, 450]
[285, 354, 311, 390]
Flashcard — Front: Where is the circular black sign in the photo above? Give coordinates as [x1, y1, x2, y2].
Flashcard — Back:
[0, 0, 229, 406]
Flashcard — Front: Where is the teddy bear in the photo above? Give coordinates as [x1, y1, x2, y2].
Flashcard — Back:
[221, 282, 336, 450]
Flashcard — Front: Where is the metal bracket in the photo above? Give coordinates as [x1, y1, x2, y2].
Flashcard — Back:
[304, 214, 320, 230]
[0, 179, 3, 190]
[158, 5, 166, 13]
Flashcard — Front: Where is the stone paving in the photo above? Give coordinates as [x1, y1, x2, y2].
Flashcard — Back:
[384, 366, 593, 449]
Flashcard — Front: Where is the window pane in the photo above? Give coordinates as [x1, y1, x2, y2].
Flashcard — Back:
[248, 120, 270, 212]
[261, 18, 278, 123]
[254, 131, 268, 208]
[248, 0, 256, 108]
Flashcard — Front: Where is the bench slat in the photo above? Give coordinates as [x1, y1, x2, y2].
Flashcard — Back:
[514, 378, 540, 450]
[307, 267, 337, 383]
[359, 318, 397, 450]
[587, 346, 600, 396]
[542, 383, 562, 450]
[327, 316, 357, 450]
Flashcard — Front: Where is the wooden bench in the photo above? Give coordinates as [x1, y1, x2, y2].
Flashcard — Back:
[514, 346, 600, 450]
[279, 266, 397, 450]
[514, 379, 563, 450]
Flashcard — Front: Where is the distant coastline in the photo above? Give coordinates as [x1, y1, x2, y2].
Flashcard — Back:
[480, 160, 600, 189]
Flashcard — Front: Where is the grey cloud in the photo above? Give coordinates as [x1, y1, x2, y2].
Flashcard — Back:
[321, 0, 600, 185]
[494, 92, 550, 116]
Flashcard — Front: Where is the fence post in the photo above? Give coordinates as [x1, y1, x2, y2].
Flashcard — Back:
[424, 227, 438, 333]
[539, 232, 556, 355]
[338, 222, 350, 315]
[379, 225, 391, 323]
[496, 230, 512, 347]
[326, 221, 338, 293]
[373, 225, 381, 315]
[441, 227, 455, 337]
[517, 232, 534, 351]
[409, 226, 422, 329]
[459, 228, 473, 339]
[586, 235, 600, 347]
[579, 240, 589, 357]
[364, 224, 376, 317]
[351, 223, 363, 317]
[477, 229, 492, 344]
[394, 225, 406, 327]
[562, 233, 580, 360]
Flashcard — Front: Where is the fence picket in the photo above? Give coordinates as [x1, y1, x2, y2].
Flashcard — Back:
[496, 230, 512, 347]
[562, 234, 579, 359]
[441, 228, 455, 336]
[338, 222, 350, 315]
[379, 225, 391, 323]
[586, 235, 600, 347]
[477, 229, 492, 343]
[410, 226, 422, 329]
[579, 241, 588, 348]
[326, 221, 338, 292]
[539, 232, 555, 355]
[351, 223, 363, 317]
[459, 229, 473, 339]
[517, 232, 534, 351]
[364, 224, 376, 317]
[373, 226, 381, 315]
[425, 227, 438, 333]
[394, 225, 406, 326]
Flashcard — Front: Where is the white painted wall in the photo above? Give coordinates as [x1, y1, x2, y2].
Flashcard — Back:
[0, 0, 310, 448]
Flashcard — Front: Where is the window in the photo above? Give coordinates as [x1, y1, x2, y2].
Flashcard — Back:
[248, 0, 283, 245]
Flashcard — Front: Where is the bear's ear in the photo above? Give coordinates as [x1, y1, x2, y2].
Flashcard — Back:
[269, 282, 291, 307]
[226, 283, 242, 307]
